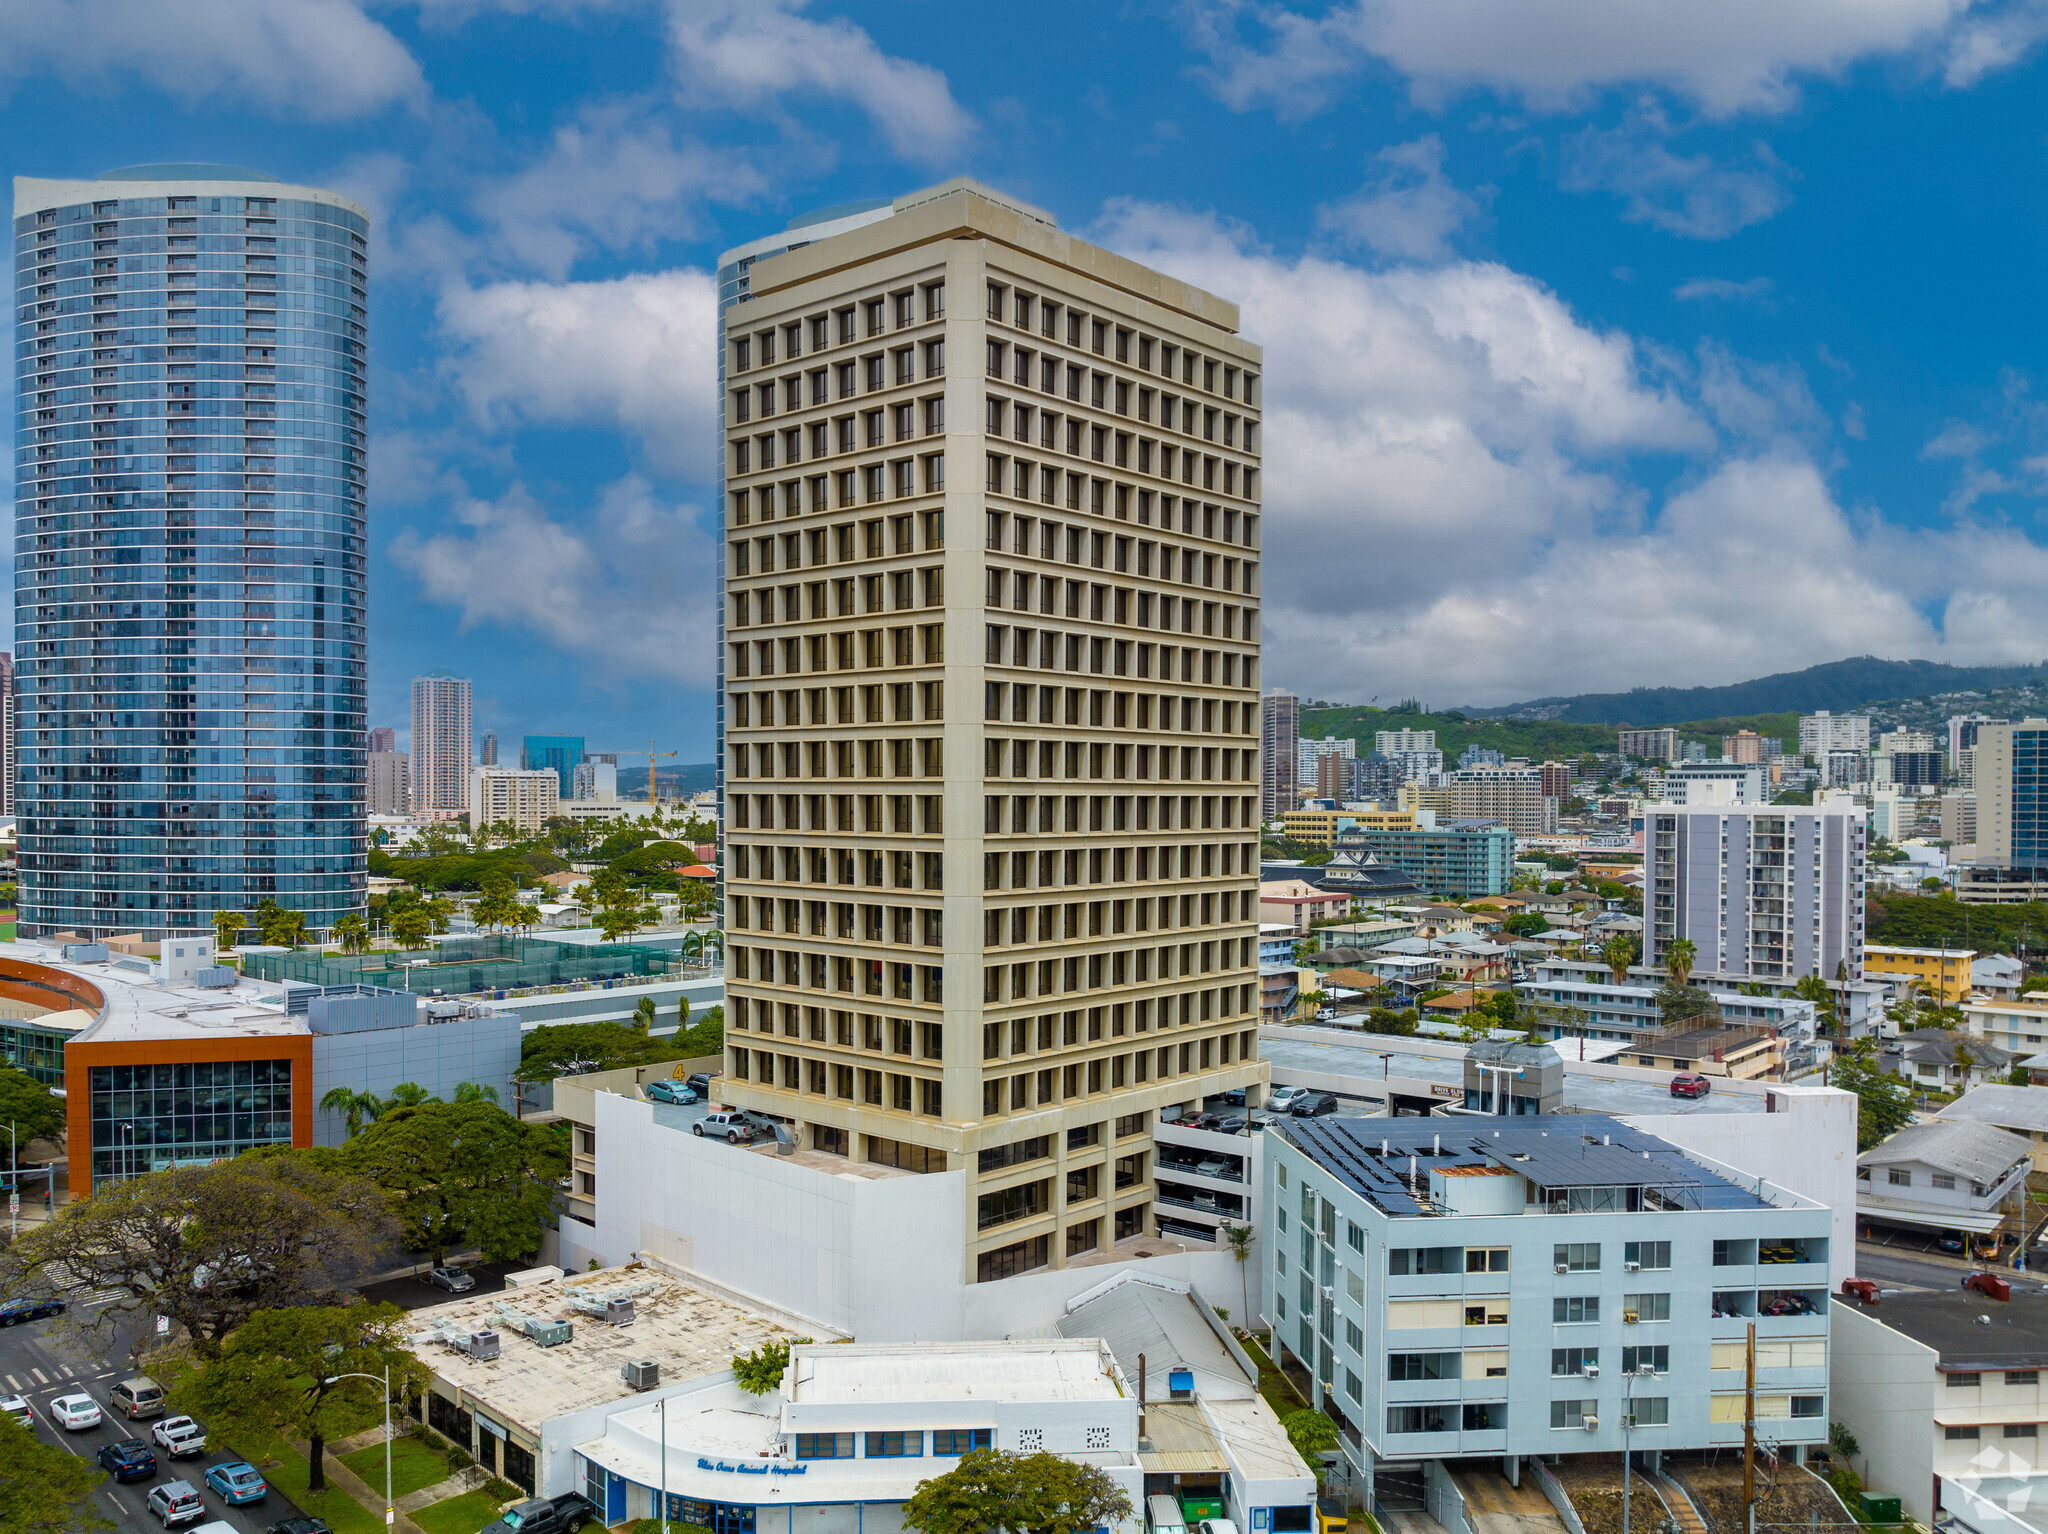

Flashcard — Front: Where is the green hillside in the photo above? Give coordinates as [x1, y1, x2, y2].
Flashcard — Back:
[1299, 706, 1799, 762]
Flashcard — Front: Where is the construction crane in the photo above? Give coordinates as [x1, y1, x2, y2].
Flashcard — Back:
[598, 743, 679, 804]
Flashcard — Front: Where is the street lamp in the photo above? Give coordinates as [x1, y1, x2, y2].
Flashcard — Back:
[324, 1366, 393, 1527]
[1622, 1362, 1661, 1534]
[656, 1396, 668, 1534]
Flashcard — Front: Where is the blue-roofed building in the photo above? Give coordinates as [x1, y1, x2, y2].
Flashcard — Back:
[1262, 1114, 1833, 1489]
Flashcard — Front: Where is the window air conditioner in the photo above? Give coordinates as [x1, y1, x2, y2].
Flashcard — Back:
[1322, 1286, 1336, 1300]
[1555, 1262, 1569, 1273]
[1624, 1260, 1641, 1272]
[1583, 1363, 1599, 1378]
[1582, 1415, 1599, 1430]
[1623, 1310, 1640, 1325]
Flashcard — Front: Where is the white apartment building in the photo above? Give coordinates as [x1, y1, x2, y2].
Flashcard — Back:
[412, 670, 473, 814]
[1972, 721, 2048, 870]
[1644, 802, 1867, 985]
[1375, 730, 1445, 786]
[368, 750, 409, 816]
[1657, 761, 1766, 805]
[471, 765, 559, 834]
[718, 179, 1269, 1286]
[1262, 689, 1299, 822]
[1618, 728, 1679, 762]
[1268, 1115, 1833, 1487]
[1297, 734, 1354, 781]
[1800, 711, 1872, 758]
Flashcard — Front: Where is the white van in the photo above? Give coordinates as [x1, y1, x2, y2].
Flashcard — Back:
[1149, 1496, 1190, 1534]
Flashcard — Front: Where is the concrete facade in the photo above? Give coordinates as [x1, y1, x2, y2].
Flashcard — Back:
[412, 672, 473, 816]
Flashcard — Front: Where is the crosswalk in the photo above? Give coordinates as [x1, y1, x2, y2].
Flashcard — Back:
[3, 1363, 79, 1389]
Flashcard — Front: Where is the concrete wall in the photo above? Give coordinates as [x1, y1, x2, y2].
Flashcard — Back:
[594, 1092, 1247, 1342]
[492, 973, 724, 1032]
[309, 1010, 521, 1146]
[1830, 1303, 1939, 1523]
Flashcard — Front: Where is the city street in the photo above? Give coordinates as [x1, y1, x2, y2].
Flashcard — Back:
[0, 1305, 316, 1534]
[1855, 1241, 2048, 1293]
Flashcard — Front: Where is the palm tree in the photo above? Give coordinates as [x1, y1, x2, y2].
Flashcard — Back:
[451, 1082, 499, 1105]
[320, 1086, 384, 1138]
[1664, 938, 1697, 989]
[1601, 934, 1638, 986]
[1793, 972, 1838, 1037]
[332, 914, 370, 955]
[212, 910, 246, 952]
[1223, 1223, 1256, 1330]
[382, 1082, 434, 1110]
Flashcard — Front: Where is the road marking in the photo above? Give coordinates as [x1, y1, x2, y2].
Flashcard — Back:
[58, 1365, 72, 1378]
[3, 1375, 17, 1390]
[30, 1368, 46, 1384]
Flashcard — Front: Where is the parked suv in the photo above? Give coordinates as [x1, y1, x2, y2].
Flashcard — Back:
[110, 1377, 167, 1420]
[1669, 1073, 1712, 1100]
[1289, 1091, 1340, 1118]
[146, 1481, 207, 1528]
[484, 1493, 598, 1534]
[644, 1079, 697, 1106]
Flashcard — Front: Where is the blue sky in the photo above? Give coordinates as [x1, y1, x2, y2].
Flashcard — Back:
[10, 0, 2048, 751]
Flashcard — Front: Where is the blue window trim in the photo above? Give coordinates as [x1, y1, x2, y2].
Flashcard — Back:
[932, 1429, 992, 1456]
[864, 1430, 925, 1458]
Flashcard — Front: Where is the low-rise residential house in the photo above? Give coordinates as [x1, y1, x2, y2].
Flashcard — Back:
[1963, 997, 2048, 1057]
[1412, 905, 1481, 938]
[1319, 967, 1386, 1002]
[1259, 926, 1303, 967]
[1880, 1030, 2019, 1094]
[1311, 919, 1417, 952]
[1513, 960, 1818, 1048]
[1855, 1120, 2033, 1239]
[1259, 881, 1357, 934]
[1973, 955, 2026, 1000]
[1261, 964, 1304, 1026]
[1831, 1287, 2048, 1526]
[1935, 1086, 2048, 1174]
[1624, 1023, 1782, 1079]
[1866, 945, 1979, 1004]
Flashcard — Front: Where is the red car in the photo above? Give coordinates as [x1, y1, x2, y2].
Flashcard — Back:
[1670, 1073, 1713, 1099]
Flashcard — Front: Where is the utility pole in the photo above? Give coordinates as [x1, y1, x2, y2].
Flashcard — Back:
[1744, 1322, 1757, 1534]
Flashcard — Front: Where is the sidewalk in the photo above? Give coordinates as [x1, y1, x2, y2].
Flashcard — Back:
[302, 1436, 435, 1534]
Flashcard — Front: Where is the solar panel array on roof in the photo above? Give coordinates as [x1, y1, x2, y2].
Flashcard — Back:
[1280, 1115, 1772, 1216]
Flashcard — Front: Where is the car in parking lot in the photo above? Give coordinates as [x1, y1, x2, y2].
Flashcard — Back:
[0, 1394, 31, 1429]
[685, 1072, 716, 1097]
[1267, 1086, 1309, 1114]
[422, 1266, 476, 1294]
[206, 1460, 270, 1505]
[644, 1078, 697, 1106]
[1289, 1091, 1340, 1117]
[97, 1439, 158, 1482]
[1220, 1088, 1247, 1106]
[0, 1296, 64, 1326]
[693, 1110, 763, 1143]
[1215, 1115, 1248, 1135]
[110, 1377, 167, 1419]
[146, 1481, 207, 1527]
[1669, 1073, 1713, 1099]
[50, 1393, 102, 1430]
[151, 1415, 207, 1458]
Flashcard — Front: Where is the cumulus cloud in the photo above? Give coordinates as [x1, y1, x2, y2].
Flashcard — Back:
[0, 0, 425, 120]
[1561, 102, 1794, 238]
[1943, 0, 2048, 83]
[1091, 200, 2048, 703]
[1317, 135, 1485, 260]
[472, 100, 770, 279]
[435, 269, 717, 473]
[1178, 0, 1970, 118]
[389, 475, 718, 687]
[665, 0, 975, 164]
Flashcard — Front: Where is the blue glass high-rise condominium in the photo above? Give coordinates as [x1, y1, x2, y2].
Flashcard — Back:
[12, 166, 368, 939]
[521, 734, 584, 798]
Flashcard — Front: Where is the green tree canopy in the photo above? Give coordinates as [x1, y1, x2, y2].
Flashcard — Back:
[1281, 1408, 1340, 1467]
[0, 1413, 108, 1534]
[1833, 1041, 1914, 1151]
[0, 1066, 66, 1154]
[517, 1020, 696, 1083]
[732, 1337, 794, 1395]
[164, 1302, 427, 1493]
[1654, 983, 1720, 1029]
[1, 1158, 393, 1356]
[340, 1100, 568, 1264]
[901, 1449, 1134, 1534]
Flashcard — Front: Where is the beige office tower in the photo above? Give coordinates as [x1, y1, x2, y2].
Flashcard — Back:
[718, 179, 1269, 1284]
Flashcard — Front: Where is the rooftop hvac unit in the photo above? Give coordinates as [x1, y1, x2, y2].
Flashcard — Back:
[1582, 1415, 1599, 1431]
[526, 1318, 572, 1347]
[622, 1358, 660, 1391]
[462, 1330, 500, 1361]
[190, 966, 236, 989]
[606, 1297, 636, 1327]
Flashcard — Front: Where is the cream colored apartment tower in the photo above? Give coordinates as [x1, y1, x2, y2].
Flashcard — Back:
[718, 180, 1269, 1284]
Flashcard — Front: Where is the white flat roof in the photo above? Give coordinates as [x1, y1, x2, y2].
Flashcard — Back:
[788, 1340, 1121, 1405]
[0, 941, 298, 1045]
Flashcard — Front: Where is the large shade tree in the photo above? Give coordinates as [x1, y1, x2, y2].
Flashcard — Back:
[901, 1449, 1133, 1534]
[340, 1100, 568, 1264]
[0, 1413, 107, 1534]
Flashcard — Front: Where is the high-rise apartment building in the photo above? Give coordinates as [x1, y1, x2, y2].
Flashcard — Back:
[367, 751, 409, 815]
[1399, 767, 1556, 836]
[1538, 759, 1571, 806]
[1373, 727, 1435, 756]
[522, 734, 584, 799]
[1618, 727, 1679, 761]
[411, 671, 471, 815]
[1645, 803, 1866, 984]
[1722, 729, 1767, 763]
[13, 168, 368, 938]
[1948, 713, 2005, 764]
[718, 179, 1267, 1283]
[0, 651, 16, 816]
[478, 730, 498, 767]
[1799, 711, 1871, 758]
[366, 726, 395, 755]
[1296, 733, 1352, 784]
[1972, 721, 2048, 869]
[1260, 688, 1298, 821]
[470, 765, 559, 835]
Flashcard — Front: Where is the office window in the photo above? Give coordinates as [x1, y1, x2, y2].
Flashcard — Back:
[2009, 1372, 2041, 1387]
[1554, 1297, 1600, 1324]
[2006, 1424, 2039, 1439]
[1622, 1346, 1669, 1374]
[1624, 1294, 1671, 1322]
[864, 1432, 923, 1458]
[1950, 1373, 1983, 1388]
[795, 1434, 853, 1460]
[1947, 1426, 1981, 1441]
[1552, 1348, 1598, 1377]
[1466, 1247, 1509, 1273]
[1555, 1243, 1600, 1272]
[1631, 1398, 1669, 1427]
[1388, 1352, 1459, 1382]
[1390, 1246, 1461, 1275]
[932, 1429, 991, 1456]
[1550, 1400, 1596, 1429]
[1623, 1241, 1671, 1270]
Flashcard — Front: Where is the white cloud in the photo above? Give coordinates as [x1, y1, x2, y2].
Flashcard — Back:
[1673, 276, 1776, 303]
[435, 269, 717, 474]
[1943, 0, 2048, 84]
[1090, 200, 2048, 703]
[1317, 135, 1484, 260]
[1179, 0, 1969, 118]
[389, 475, 718, 686]
[1561, 102, 1793, 238]
[472, 100, 769, 279]
[0, 0, 425, 120]
[664, 0, 974, 164]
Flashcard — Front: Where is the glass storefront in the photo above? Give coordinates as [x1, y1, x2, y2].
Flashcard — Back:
[87, 1059, 294, 1183]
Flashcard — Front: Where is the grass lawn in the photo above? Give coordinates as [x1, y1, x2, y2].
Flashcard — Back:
[258, 1444, 386, 1534]
[1239, 1332, 1308, 1416]
[339, 1435, 452, 1500]
[412, 1488, 510, 1534]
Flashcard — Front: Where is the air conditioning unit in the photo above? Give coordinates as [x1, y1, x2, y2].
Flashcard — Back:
[1555, 1262, 1570, 1273]
[621, 1358, 660, 1391]
[1624, 1260, 1641, 1272]
[1322, 1286, 1336, 1300]
[1583, 1364, 1600, 1378]
[1623, 1310, 1640, 1325]
[1582, 1415, 1599, 1431]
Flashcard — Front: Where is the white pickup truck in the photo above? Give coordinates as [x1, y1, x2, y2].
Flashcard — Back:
[151, 1415, 208, 1458]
